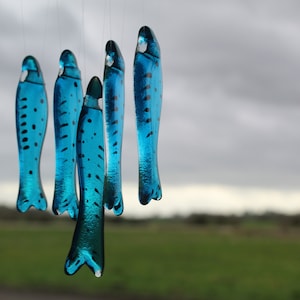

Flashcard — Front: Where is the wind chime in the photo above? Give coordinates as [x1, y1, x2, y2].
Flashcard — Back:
[15, 24, 163, 277]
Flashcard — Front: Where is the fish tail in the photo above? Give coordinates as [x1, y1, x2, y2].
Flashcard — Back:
[65, 248, 103, 278]
[52, 191, 78, 220]
[104, 178, 124, 216]
[17, 181, 47, 212]
[138, 162, 162, 205]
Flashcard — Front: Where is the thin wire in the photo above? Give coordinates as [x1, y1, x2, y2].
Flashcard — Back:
[20, 0, 26, 55]
[120, 0, 127, 48]
[41, 0, 50, 62]
[81, 0, 87, 87]
[56, 0, 62, 53]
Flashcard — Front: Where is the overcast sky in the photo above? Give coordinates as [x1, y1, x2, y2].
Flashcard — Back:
[1, 0, 300, 215]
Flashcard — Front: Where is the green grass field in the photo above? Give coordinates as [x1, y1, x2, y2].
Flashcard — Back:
[1, 219, 300, 300]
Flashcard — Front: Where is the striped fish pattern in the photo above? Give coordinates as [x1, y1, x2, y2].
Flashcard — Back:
[103, 40, 125, 216]
[65, 76, 105, 277]
[15, 56, 48, 212]
[134, 26, 163, 205]
[53, 50, 83, 219]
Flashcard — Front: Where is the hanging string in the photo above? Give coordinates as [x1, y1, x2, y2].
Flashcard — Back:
[56, 0, 62, 53]
[120, 0, 127, 49]
[80, 0, 87, 88]
[19, 0, 26, 55]
[41, 0, 51, 63]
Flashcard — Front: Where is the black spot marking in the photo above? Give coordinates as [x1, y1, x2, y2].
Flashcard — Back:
[72, 121, 76, 125]
[22, 137, 28, 142]
[32, 124, 36, 130]
[113, 130, 118, 135]
[98, 154, 103, 160]
[74, 82, 78, 87]
[146, 118, 151, 123]
[40, 193, 44, 198]
[88, 119, 92, 123]
[34, 108, 37, 112]
[113, 151, 118, 154]
[113, 95, 118, 100]
[60, 123, 68, 128]
[98, 145, 104, 151]
[112, 120, 118, 125]
[144, 84, 151, 90]
[145, 73, 152, 78]
[144, 108, 150, 112]
[21, 122, 27, 126]
[34, 142, 38, 147]
[21, 97, 27, 101]
[94, 188, 100, 194]
[20, 114, 27, 118]
[29, 170, 33, 174]
[21, 105, 27, 109]
[61, 147, 68, 152]
[40, 99, 44, 104]
[113, 141, 118, 147]
[88, 174, 91, 178]
[23, 145, 30, 150]
[61, 135, 68, 139]
[144, 95, 151, 101]
[146, 131, 153, 138]
[93, 202, 99, 207]
[60, 100, 67, 106]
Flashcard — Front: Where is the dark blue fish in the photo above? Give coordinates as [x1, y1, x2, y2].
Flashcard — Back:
[103, 40, 125, 216]
[15, 56, 48, 212]
[65, 76, 105, 277]
[53, 50, 83, 219]
[134, 26, 163, 205]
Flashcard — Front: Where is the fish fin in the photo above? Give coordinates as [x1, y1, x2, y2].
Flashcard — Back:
[65, 249, 103, 277]
[52, 193, 79, 220]
[17, 184, 47, 212]
[139, 171, 162, 205]
[104, 179, 124, 216]
[112, 192, 124, 216]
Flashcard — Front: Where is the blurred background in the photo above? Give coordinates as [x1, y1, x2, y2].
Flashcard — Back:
[1, 0, 300, 299]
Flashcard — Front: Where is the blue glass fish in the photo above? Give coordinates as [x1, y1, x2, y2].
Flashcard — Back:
[65, 76, 105, 277]
[15, 56, 48, 212]
[103, 40, 125, 216]
[134, 26, 163, 205]
[53, 50, 83, 219]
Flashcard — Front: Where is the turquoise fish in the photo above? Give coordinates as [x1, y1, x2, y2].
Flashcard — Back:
[103, 40, 125, 216]
[15, 56, 48, 212]
[65, 76, 105, 277]
[53, 50, 83, 219]
[133, 26, 163, 205]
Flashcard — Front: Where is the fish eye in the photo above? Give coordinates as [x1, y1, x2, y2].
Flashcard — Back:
[58, 67, 64, 77]
[137, 37, 147, 53]
[106, 54, 114, 67]
[20, 70, 28, 82]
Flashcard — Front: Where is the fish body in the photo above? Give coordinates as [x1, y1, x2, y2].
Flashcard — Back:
[53, 50, 83, 219]
[65, 76, 105, 277]
[133, 26, 162, 205]
[15, 56, 48, 212]
[103, 40, 125, 216]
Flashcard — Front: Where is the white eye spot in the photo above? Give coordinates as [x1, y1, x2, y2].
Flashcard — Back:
[20, 70, 28, 82]
[137, 37, 147, 53]
[106, 55, 114, 67]
[58, 67, 64, 77]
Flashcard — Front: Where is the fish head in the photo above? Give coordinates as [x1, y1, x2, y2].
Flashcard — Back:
[20, 55, 43, 84]
[136, 26, 160, 58]
[84, 76, 102, 110]
[58, 49, 81, 78]
[105, 40, 125, 72]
